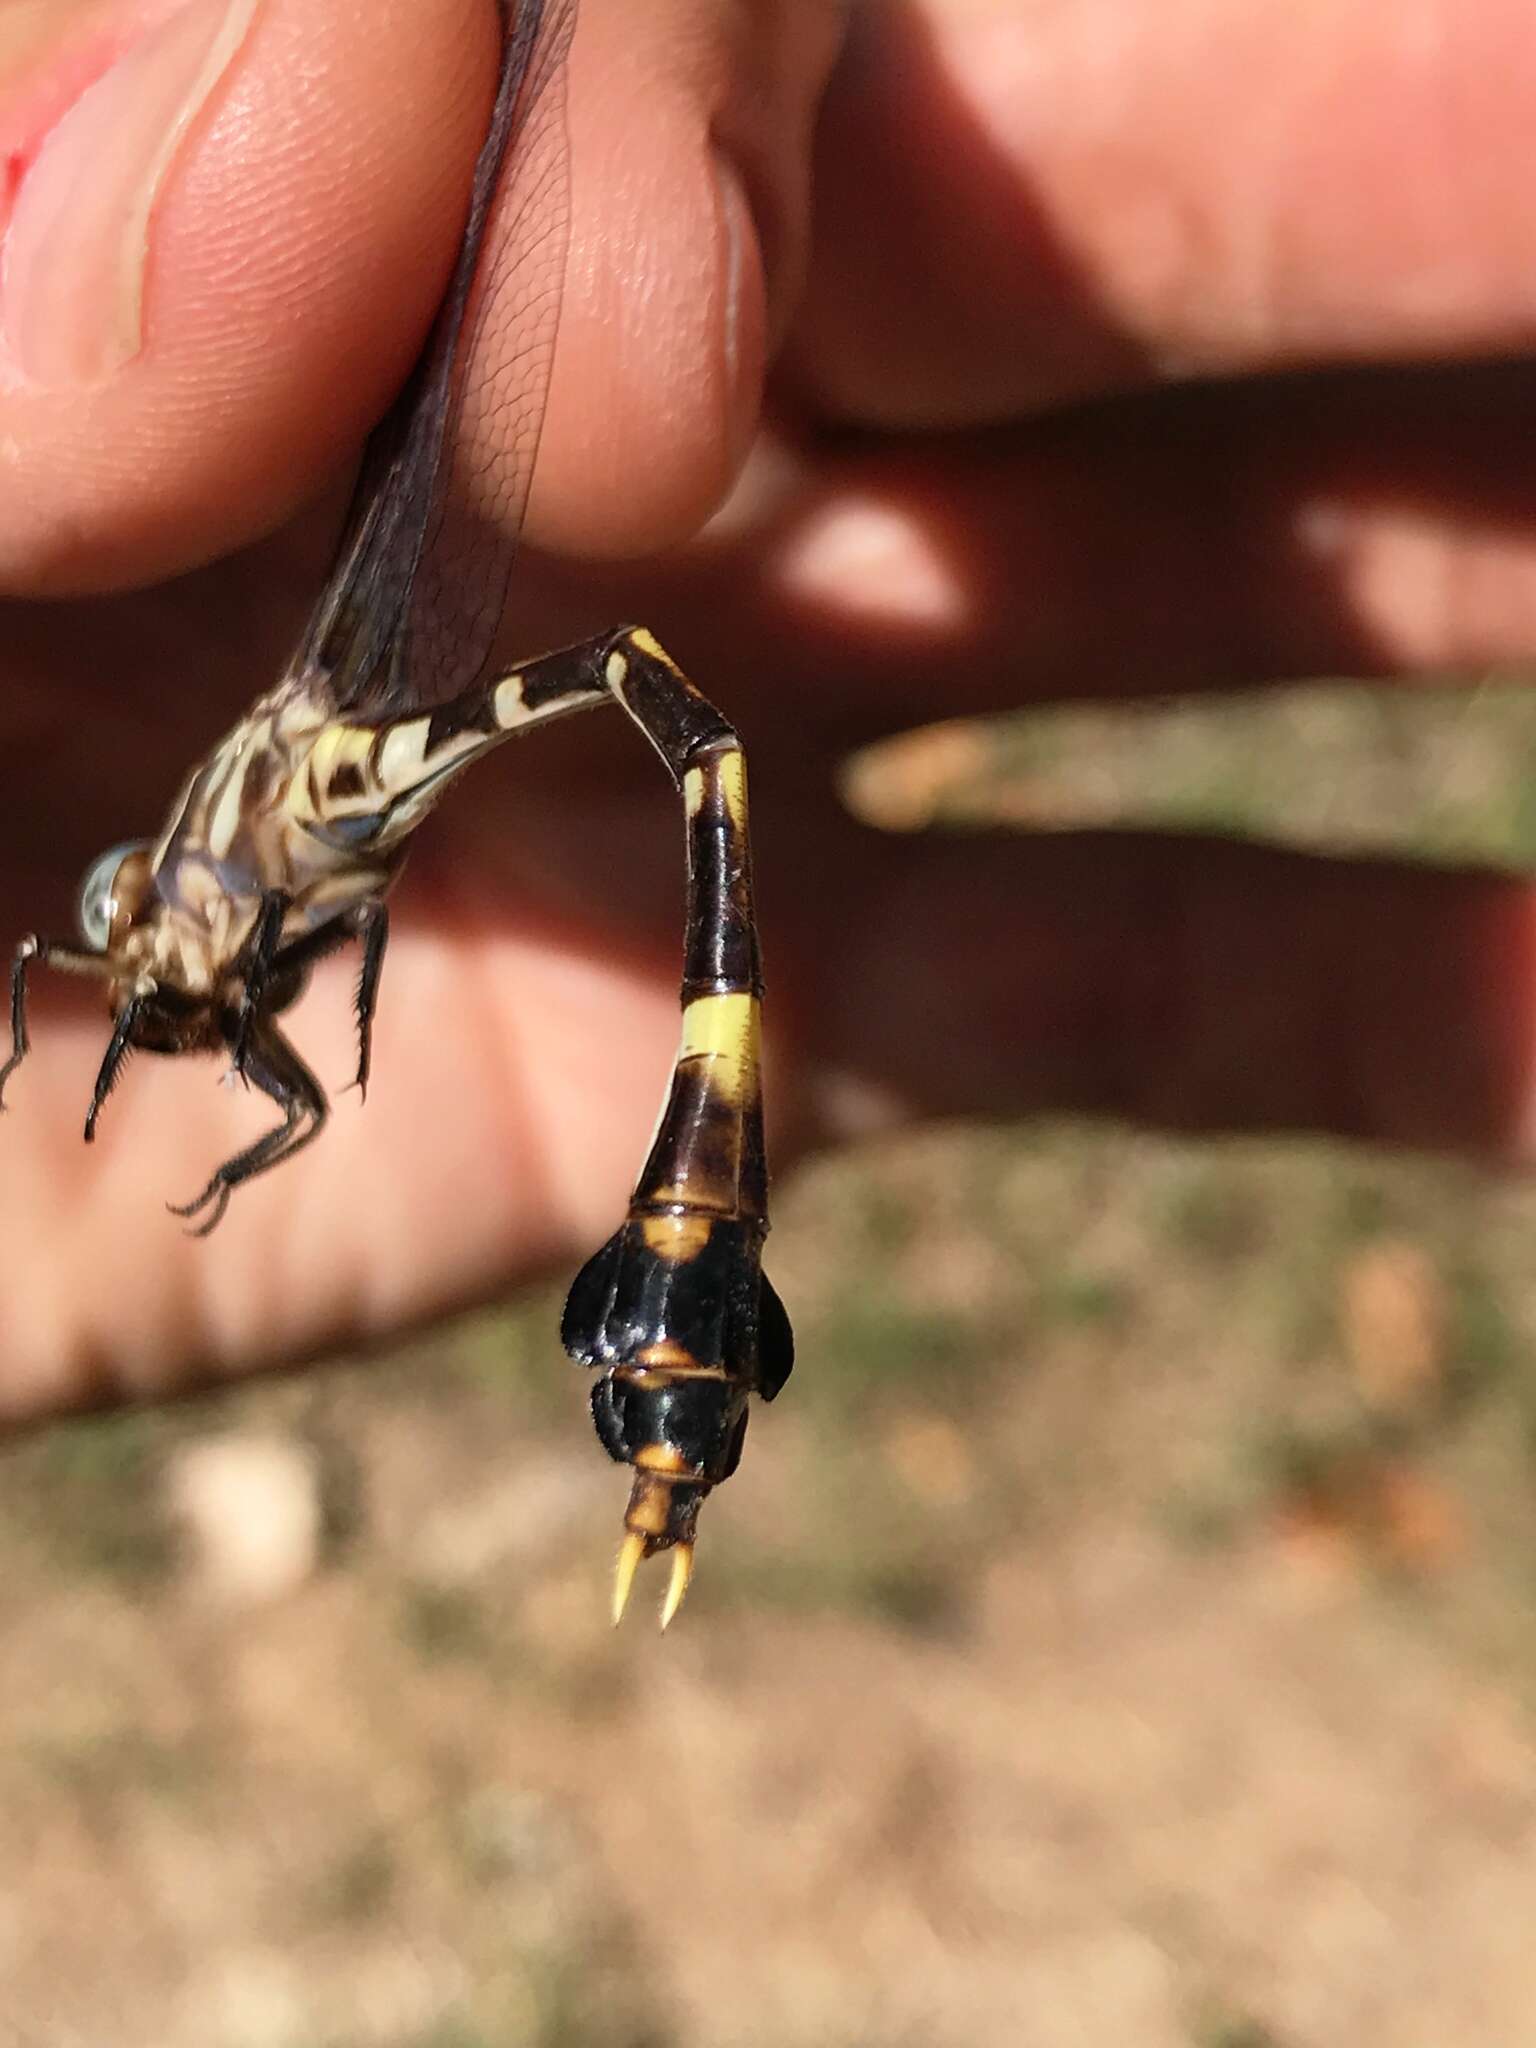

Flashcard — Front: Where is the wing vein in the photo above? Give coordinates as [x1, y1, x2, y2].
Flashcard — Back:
[293, 0, 579, 719]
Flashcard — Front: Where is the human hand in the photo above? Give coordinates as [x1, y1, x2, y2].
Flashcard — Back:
[2, 0, 1533, 1415]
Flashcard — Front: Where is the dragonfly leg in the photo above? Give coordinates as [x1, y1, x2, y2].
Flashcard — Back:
[0, 939, 37, 1107]
[265, 901, 389, 1097]
[531, 627, 794, 1624]
[169, 1019, 327, 1237]
[0, 935, 112, 1109]
[231, 890, 291, 1080]
[351, 903, 388, 1099]
[83, 994, 145, 1142]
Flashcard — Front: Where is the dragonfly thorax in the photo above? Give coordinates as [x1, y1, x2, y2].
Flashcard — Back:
[118, 869, 260, 1004]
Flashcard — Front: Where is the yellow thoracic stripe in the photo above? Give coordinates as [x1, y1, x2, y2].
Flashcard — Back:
[286, 724, 372, 824]
[377, 717, 432, 791]
[310, 723, 373, 784]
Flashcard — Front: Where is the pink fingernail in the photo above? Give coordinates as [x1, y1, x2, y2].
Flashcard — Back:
[1, 0, 259, 388]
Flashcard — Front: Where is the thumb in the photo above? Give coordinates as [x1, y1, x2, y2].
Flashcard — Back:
[0, 0, 501, 595]
[0, 0, 842, 599]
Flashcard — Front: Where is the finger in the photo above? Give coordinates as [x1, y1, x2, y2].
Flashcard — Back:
[567, 360, 1536, 749]
[427, 766, 1536, 1162]
[0, 0, 499, 593]
[793, 0, 1536, 423]
[0, 0, 838, 595]
[539, 0, 842, 556]
[793, 826, 1536, 1161]
[5, 356, 1535, 871]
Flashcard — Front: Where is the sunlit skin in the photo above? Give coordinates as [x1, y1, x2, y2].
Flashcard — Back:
[6, 0, 1536, 1466]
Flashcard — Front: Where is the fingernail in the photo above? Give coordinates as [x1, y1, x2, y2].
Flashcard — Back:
[712, 149, 766, 474]
[1, 0, 260, 388]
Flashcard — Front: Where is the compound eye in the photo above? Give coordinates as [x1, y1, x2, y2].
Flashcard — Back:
[76, 840, 149, 950]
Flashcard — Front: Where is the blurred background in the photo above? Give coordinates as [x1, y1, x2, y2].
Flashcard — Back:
[7, 682, 1536, 2046]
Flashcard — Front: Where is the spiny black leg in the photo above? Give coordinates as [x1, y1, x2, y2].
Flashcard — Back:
[0, 938, 37, 1107]
[351, 903, 388, 1099]
[0, 935, 110, 1108]
[169, 1022, 327, 1236]
[232, 890, 290, 1077]
[265, 901, 390, 1099]
[83, 996, 143, 1142]
[264, 905, 365, 981]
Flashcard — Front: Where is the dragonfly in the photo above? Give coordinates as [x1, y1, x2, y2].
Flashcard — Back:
[0, 0, 792, 1628]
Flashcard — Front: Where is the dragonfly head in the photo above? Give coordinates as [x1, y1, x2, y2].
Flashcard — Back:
[75, 838, 226, 1054]
[76, 839, 154, 954]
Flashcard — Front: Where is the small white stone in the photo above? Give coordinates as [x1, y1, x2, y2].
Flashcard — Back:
[167, 1435, 322, 1606]
[187, 1949, 305, 2048]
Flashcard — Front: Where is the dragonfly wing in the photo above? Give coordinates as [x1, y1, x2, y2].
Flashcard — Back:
[295, 0, 578, 718]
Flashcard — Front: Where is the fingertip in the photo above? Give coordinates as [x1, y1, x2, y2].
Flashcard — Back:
[530, 0, 838, 559]
[0, 0, 499, 596]
[528, 3, 760, 560]
[0, 0, 840, 598]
